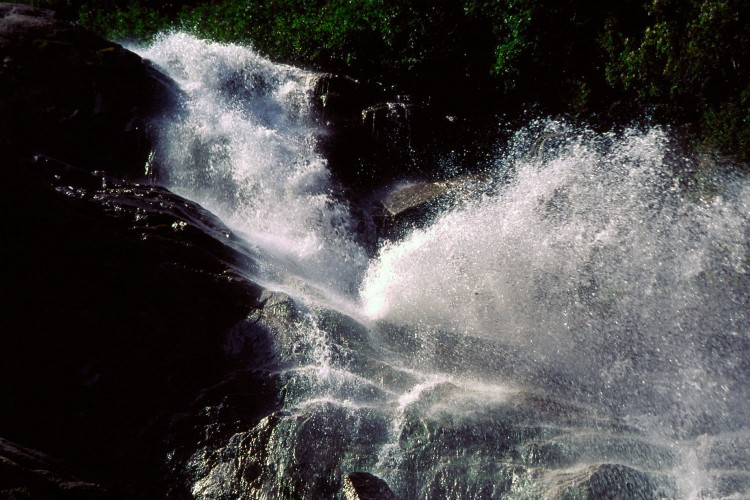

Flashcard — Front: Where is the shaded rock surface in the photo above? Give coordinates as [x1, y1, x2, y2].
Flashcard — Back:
[312, 72, 499, 200]
[0, 153, 280, 497]
[0, 437, 113, 499]
[0, 2, 179, 176]
[343, 472, 397, 500]
[0, 8, 281, 496]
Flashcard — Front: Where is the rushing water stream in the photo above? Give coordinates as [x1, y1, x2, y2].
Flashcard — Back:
[139, 35, 750, 499]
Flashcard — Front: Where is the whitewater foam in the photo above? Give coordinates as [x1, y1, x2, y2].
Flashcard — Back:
[361, 122, 750, 433]
[137, 33, 368, 296]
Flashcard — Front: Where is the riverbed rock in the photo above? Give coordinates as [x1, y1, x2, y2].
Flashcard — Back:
[0, 2, 179, 176]
[558, 463, 677, 499]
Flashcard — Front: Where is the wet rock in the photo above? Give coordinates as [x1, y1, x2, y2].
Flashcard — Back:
[0, 155, 274, 497]
[360, 101, 413, 147]
[560, 463, 676, 499]
[312, 71, 495, 198]
[313, 74, 404, 194]
[343, 472, 397, 500]
[703, 435, 750, 497]
[0, 2, 179, 176]
[318, 97, 425, 195]
[371, 174, 488, 239]
[378, 175, 486, 218]
[366, 371, 679, 500]
[314, 73, 385, 127]
[181, 402, 391, 499]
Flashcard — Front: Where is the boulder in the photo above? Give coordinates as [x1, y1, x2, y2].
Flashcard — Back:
[312, 72, 498, 202]
[342, 472, 398, 500]
[558, 464, 676, 499]
[371, 174, 489, 239]
[0, 3, 179, 176]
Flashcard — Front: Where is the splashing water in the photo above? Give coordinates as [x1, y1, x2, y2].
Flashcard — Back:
[137, 35, 750, 498]
[360, 123, 750, 496]
[138, 33, 368, 297]
[362, 124, 749, 429]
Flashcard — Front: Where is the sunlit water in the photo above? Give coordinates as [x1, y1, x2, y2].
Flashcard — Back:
[139, 33, 368, 299]
[139, 35, 749, 498]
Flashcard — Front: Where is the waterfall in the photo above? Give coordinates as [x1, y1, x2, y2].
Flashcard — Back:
[138, 35, 750, 498]
[138, 33, 368, 299]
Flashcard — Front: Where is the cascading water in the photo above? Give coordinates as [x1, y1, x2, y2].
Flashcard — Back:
[362, 124, 750, 426]
[139, 33, 368, 298]
[139, 35, 749, 498]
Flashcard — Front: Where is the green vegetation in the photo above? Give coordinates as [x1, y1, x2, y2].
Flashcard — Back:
[17, 0, 750, 160]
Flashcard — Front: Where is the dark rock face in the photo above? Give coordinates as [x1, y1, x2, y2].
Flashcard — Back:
[342, 472, 398, 500]
[0, 3, 179, 176]
[314, 73, 386, 129]
[1, 155, 278, 497]
[0, 437, 114, 499]
[0, 7, 281, 496]
[312, 72, 500, 251]
[312, 72, 498, 200]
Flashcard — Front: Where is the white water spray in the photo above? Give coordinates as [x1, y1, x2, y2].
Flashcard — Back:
[138, 34, 368, 296]
[361, 123, 750, 433]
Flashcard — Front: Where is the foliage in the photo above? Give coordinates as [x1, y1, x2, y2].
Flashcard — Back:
[77, 2, 169, 42]
[608, 0, 750, 157]
[12, 0, 750, 160]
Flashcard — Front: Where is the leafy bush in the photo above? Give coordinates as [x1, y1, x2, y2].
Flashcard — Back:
[77, 2, 169, 42]
[12, 0, 750, 161]
[606, 0, 750, 158]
